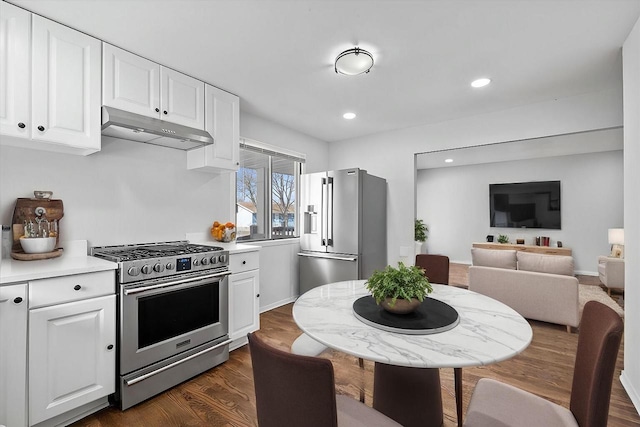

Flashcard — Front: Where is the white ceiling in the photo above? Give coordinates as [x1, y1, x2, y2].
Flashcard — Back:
[10, 0, 640, 143]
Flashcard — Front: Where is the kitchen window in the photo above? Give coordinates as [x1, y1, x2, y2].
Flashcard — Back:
[236, 139, 304, 241]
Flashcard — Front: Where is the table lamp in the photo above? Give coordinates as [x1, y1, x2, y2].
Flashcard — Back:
[608, 228, 624, 258]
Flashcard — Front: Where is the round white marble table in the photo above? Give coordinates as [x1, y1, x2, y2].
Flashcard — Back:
[292, 280, 533, 426]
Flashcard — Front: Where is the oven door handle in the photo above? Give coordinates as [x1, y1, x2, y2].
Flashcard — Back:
[124, 339, 233, 387]
[124, 271, 231, 295]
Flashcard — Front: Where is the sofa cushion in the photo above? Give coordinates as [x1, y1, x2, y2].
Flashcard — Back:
[471, 248, 517, 269]
[517, 251, 574, 276]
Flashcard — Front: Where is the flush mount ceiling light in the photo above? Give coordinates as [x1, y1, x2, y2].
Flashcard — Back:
[335, 47, 374, 75]
[445, 158, 454, 163]
[343, 112, 356, 119]
[471, 78, 491, 88]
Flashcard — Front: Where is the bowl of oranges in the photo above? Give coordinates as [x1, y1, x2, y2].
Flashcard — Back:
[211, 221, 236, 242]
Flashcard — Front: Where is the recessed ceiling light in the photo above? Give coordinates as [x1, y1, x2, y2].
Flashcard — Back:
[343, 112, 356, 120]
[471, 78, 491, 88]
[445, 158, 454, 163]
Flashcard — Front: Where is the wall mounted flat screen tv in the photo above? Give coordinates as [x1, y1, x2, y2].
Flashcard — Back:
[490, 181, 561, 229]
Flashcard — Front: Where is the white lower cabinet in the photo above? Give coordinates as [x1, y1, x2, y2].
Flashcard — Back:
[228, 249, 260, 347]
[29, 295, 116, 425]
[0, 283, 28, 427]
[23, 270, 116, 427]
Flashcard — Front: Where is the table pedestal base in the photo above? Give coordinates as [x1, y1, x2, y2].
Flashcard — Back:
[373, 363, 443, 427]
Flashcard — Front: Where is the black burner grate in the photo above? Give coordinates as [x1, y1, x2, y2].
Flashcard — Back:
[92, 242, 224, 262]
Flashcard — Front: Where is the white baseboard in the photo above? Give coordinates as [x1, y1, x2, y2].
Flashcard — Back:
[259, 296, 297, 313]
[620, 370, 640, 416]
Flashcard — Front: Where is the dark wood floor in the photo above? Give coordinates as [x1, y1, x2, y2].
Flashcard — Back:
[72, 264, 637, 427]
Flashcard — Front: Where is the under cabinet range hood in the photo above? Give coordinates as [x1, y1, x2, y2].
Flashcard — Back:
[101, 106, 213, 150]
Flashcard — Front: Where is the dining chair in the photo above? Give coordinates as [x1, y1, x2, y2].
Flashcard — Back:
[248, 332, 401, 427]
[463, 300, 624, 427]
[291, 332, 366, 403]
[415, 254, 450, 285]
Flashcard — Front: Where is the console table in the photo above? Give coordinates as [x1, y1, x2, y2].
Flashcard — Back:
[473, 242, 572, 256]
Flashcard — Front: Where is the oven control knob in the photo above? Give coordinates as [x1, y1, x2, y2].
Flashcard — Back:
[201, 257, 209, 265]
[141, 264, 152, 274]
[127, 266, 140, 276]
[218, 254, 227, 263]
[166, 262, 174, 270]
[210, 256, 218, 264]
[193, 259, 200, 266]
[153, 263, 165, 273]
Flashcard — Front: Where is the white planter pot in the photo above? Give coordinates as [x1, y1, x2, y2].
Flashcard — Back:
[415, 241, 424, 259]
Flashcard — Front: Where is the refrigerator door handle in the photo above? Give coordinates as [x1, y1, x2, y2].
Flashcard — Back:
[297, 253, 358, 262]
[327, 177, 334, 246]
[321, 178, 327, 246]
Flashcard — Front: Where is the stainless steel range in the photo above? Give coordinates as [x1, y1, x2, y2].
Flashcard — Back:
[91, 241, 231, 410]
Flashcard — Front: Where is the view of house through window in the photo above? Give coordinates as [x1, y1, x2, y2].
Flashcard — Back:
[236, 140, 304, 241]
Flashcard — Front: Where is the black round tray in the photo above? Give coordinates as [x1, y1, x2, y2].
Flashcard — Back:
[352, 295, 459, 335]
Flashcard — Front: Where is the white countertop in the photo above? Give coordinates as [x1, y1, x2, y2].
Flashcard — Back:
[185, 232, 260, 254]
[293, 280, 532, 369]
[0, 240, 117, 285]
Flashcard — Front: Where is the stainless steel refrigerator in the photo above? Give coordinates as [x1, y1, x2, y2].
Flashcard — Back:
[298, 168, 387, 294]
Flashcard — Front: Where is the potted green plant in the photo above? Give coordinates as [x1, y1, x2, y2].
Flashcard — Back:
[366, 262, 433, 314]
[497, 234, 509, 244]
[415, 219, 428, 255]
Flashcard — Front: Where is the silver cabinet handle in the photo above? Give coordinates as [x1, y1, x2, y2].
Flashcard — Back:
[124, 339, 232, 386]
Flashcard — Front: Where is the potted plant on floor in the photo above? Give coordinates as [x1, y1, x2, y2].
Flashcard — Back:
[415, 219, 428, 256]
[366, 262, 433, 314]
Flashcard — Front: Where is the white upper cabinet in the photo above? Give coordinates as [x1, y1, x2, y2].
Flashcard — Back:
[103, 43, 205, 129]
[160, 67, 205, 128]
[0, 2, 30, 140]
[102, 43, 160, 118]
[187, 84, 240, 172]
[0, 2, 102, 155]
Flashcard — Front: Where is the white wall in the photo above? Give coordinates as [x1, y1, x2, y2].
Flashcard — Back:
[328, 88, 623, 266]
[0, 137, 233, 247]
[417, 150, 624, 274]
[621, 15, 640, 414]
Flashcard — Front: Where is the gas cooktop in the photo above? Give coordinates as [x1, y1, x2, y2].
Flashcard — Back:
[91, 241, 228, 284]
[91, 241, 224, 262]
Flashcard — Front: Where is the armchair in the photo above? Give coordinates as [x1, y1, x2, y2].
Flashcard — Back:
[598, 256, 624, 295]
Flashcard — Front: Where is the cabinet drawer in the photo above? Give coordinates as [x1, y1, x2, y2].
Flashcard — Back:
[29, 270, 115, 309]
[229, 250, 259, 273]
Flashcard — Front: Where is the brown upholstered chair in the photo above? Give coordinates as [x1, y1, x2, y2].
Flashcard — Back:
[373, 253, 451, 427]
[248, 332, 401, 427]
[464, 301, 624, 427]
[415, 254, 450, 285]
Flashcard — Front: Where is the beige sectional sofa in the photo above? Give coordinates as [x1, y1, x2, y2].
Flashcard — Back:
[468, 248, 579, 332]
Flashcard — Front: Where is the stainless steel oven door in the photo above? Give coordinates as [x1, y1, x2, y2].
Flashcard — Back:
[119, 271, 229, 375]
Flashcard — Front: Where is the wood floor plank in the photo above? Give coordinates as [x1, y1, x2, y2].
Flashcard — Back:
[71, 264, 638, 426]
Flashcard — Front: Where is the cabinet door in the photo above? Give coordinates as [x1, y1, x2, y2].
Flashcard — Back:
[31, 14, 101, 151]
[228, 270, 260, 340]
[0, 284, 28, 427]
[0, 2, 31, 140]
[29, 295, 116, 426]
[102, 43, 160, 118]
[160, 66, 204, 129]
[187, 85, 239, 172]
